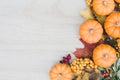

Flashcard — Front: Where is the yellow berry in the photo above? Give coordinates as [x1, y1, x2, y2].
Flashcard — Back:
[80, 58, 83, 61]
[90, 60, 94, 64]
[95, 69, 99, 73]
[86, 65, 90, 69]
[89, 64, 94, 68]
[94, 65, 98, 69]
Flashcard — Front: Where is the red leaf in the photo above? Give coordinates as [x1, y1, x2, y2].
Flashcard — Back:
[74, 39, 103, 58]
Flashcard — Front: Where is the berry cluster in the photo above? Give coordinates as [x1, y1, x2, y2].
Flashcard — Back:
[101, 69, 112, 80]
[60, 54, 71, 64]
[104, 36, 117, 47]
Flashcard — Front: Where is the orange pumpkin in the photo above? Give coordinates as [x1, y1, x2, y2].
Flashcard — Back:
[93, 44, 116, 68]
[104, 12, 120, 38]
[79, 20, 103, 44]
[115, 0, 120, 3]
[49, 63, 72, 80]
[93, 0, 115, 16]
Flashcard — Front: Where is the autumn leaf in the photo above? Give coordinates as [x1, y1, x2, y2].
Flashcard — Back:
[74, 39, 103, 58]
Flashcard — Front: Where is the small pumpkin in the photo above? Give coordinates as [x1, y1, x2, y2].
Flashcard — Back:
[115, 0, 120, 3]
[79, 20, 103, 44]
[93, 0, 115, 16]
[93, 44, 116, 68]
[49, 63, 72, 80]
[104, 12, 120, 38]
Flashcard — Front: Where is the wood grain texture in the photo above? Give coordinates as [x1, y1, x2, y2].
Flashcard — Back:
[0, 0, 86, 80]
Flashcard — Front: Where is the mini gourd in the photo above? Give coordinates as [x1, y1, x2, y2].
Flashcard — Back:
[104, 12, 120, 38]
[93, 0, 115, 16]
[93, 44, 116, 68]
[49, 63, 72, 80]
[79, 20, 103, 44]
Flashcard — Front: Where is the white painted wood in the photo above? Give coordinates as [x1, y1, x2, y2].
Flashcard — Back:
[0, 0, 86, 80]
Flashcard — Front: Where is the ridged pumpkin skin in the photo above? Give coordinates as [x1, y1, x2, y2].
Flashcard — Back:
[115, 0, 120, 3]
[49, 63, 72, 80]
[93, 44, 116, 68]
[79, 20, 103, 44]
[104, 12, 120, 38]
[93, 0, 115, 16]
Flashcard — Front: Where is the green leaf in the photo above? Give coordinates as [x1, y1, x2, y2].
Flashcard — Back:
[110, 73, 113, 77]
[118, 65, 120, 70]
[98, 67, 105, 71]
[105, 68, 111, 73]
[100, 77, 107, 80]
[116, 58, 120, 69]
[117, 70, 120, 79]
[112, 66, 117, 72]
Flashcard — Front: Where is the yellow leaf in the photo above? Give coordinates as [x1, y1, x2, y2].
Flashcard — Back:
[80, 8, 94, 20]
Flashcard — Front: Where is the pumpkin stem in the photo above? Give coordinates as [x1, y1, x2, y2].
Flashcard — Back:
[103, 54, 108, 58]
[103, 1, 107, 6]
[58, 73, 62, 77]
[116, 22, 120, 26]
[89, 29, 94, 33]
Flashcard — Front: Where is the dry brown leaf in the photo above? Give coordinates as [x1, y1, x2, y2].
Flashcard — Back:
[74, 39, 103, 58]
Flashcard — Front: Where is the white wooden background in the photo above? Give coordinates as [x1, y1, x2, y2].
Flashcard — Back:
[0, 0, 86, 80]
